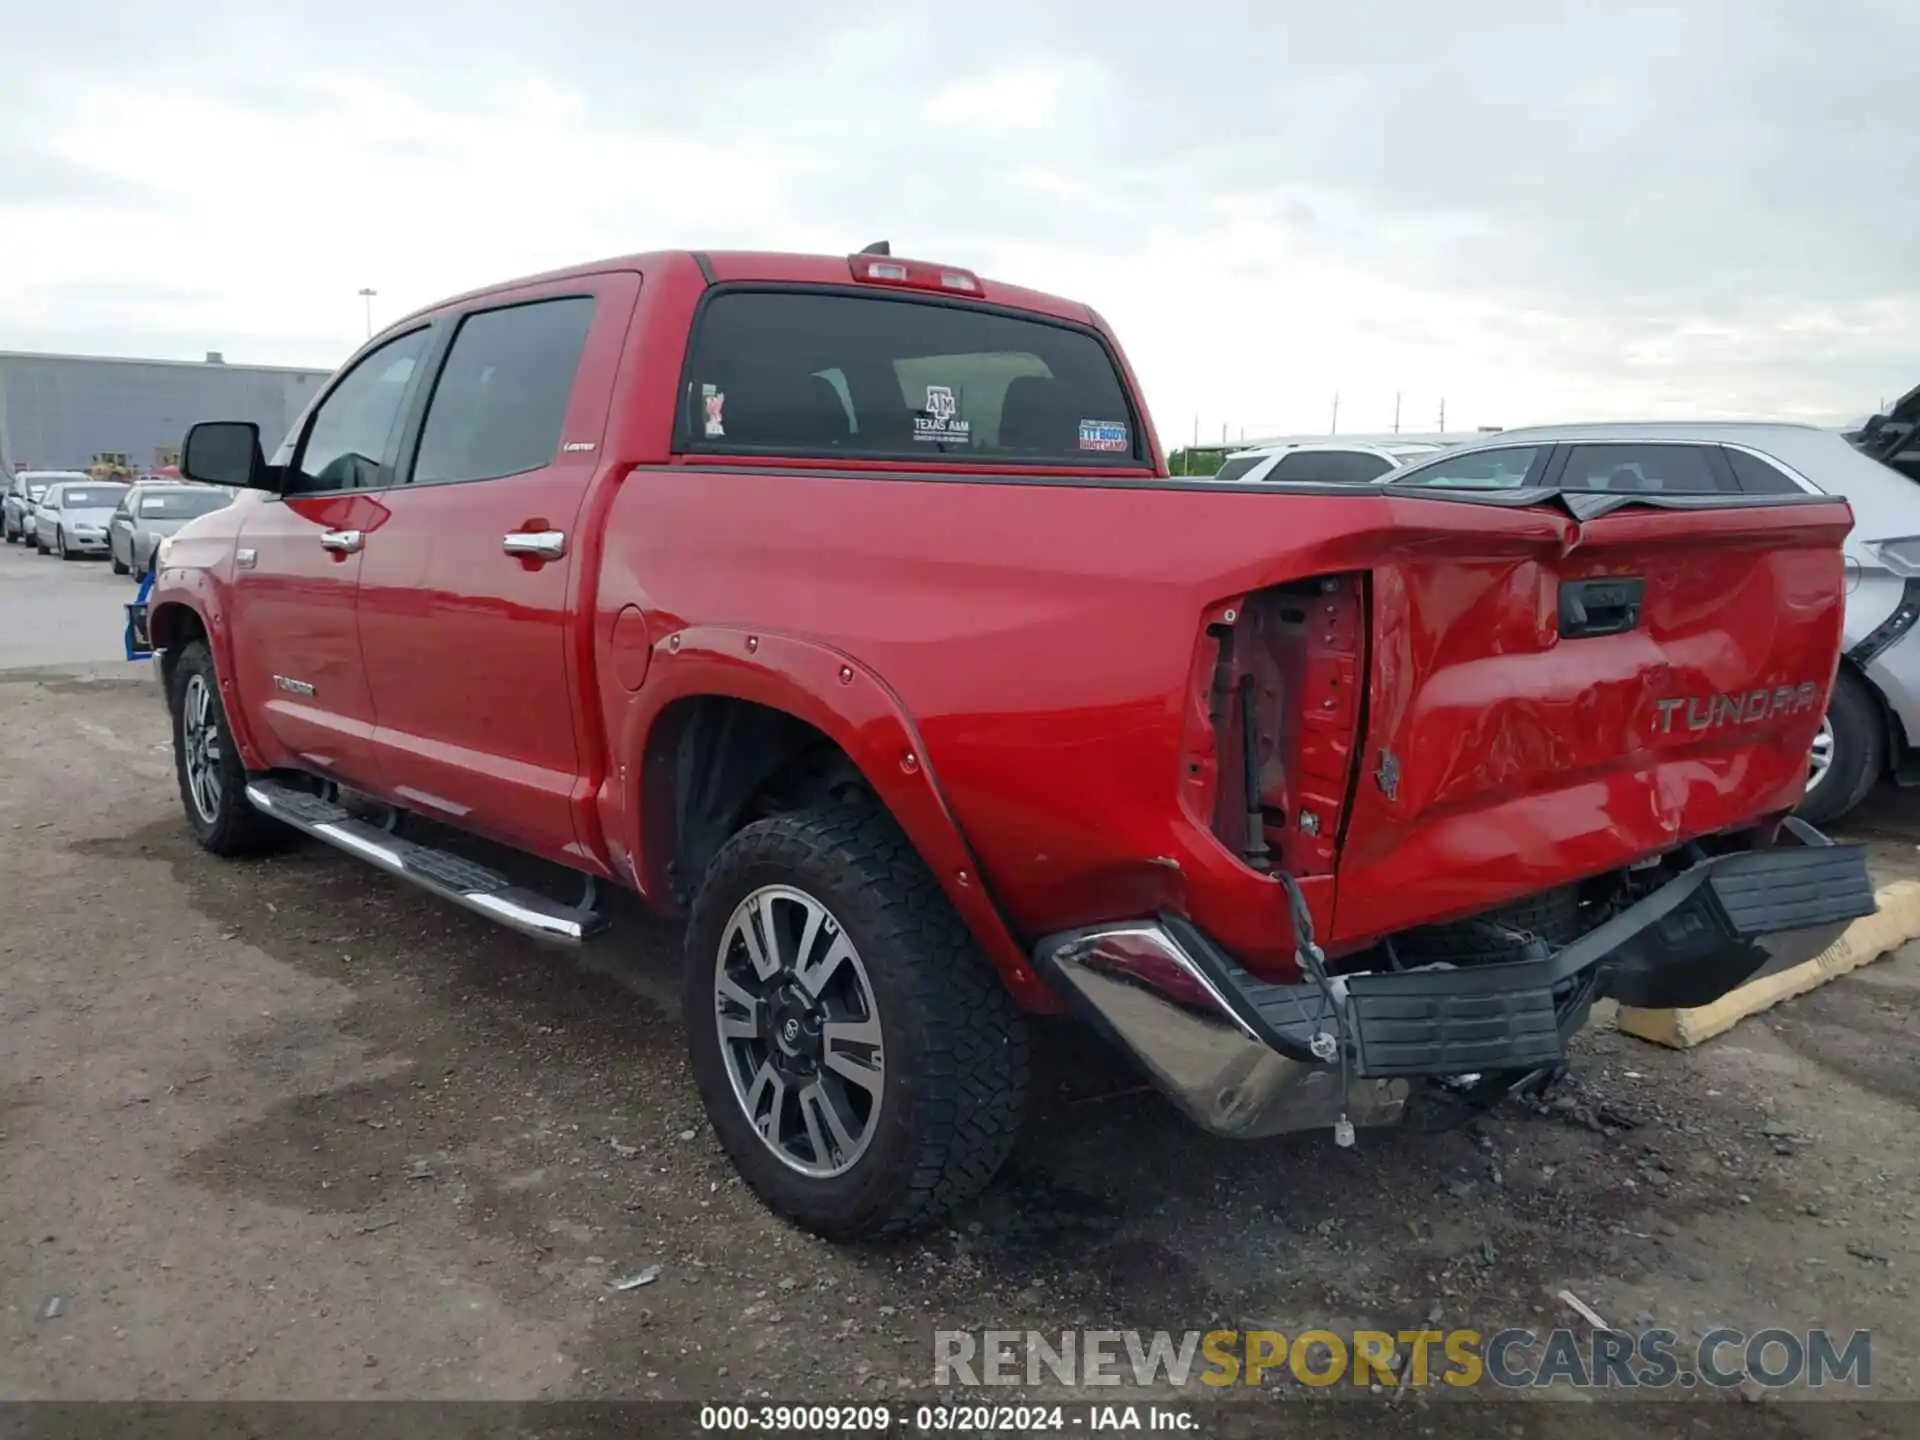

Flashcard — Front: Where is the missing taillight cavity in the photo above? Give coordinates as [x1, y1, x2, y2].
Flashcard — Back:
[1192, 575, 1366, 876]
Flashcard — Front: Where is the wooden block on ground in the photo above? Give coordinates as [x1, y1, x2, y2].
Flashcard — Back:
[1618, 880, 1920, 1049]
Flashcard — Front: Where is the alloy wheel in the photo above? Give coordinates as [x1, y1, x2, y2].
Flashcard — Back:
[713, 884, 885, 1178]
[181, 673, 224, 824]
[1807, 714, 1835, 796]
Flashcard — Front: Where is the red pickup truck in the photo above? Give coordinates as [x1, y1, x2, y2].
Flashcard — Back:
[148, 245, 1875, 1238]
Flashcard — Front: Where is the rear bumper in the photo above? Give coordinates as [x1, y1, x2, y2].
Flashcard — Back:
[1033, 820, 1875, 1139]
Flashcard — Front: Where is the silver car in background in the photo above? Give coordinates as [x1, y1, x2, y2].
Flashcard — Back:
[106, 483, 232, 578]
[1373, 422, 1920, 824]
[1213, 437, 1449, 484]
[4, 469, 88, 545]
[31, 481, 130, 560]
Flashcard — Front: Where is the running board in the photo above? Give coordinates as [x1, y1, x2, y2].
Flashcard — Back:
[244, 779, 608, 945]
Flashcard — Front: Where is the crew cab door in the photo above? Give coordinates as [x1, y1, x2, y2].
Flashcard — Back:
[226, 325, 431, 790]
[354, 274, 638, 865]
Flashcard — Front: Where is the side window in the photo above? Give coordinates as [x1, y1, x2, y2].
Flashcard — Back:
[1558, 444, 1730, 494]
[1388, 446, 1544, 489]
[290, 328, 430, 496]
[411, 297, 595, 486]
[1723, 447, 1805, 495]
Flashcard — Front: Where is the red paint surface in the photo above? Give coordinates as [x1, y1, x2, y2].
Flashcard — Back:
[153, 249, 1857, 1003]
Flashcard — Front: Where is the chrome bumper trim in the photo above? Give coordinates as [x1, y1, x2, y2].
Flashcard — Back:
[1037, 922, 1407, 1139]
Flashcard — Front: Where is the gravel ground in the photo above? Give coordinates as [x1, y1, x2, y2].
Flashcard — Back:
[3, 667, 1918, 1434]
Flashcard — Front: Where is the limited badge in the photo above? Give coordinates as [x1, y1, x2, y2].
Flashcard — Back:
[702, 383, 725, 438]
[1079, 419, 1128, 452]
[914, 384, 970, 444]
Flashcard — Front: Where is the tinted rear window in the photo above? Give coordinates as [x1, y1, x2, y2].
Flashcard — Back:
[139, 489, 229, 518]
[1559, 444, 1732, 494]
[1723, 447, 1805, 495]
[1389, 446, 1544, 489]
[1268, 450, 1394, 484]
[681, 291, 1141, 464]
[1213, 455, 1271, 483]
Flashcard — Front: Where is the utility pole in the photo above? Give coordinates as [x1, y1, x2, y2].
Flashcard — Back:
[358, 288, 378, 339]
[1393, 391, 1402, 434]
[1437, 397, 1446, 433]
[1330, 392, 1340, 435]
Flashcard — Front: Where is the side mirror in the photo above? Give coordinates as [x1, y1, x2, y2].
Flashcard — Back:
[182, 422, 272, 490]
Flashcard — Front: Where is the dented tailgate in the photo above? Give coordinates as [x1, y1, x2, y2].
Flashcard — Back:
[1330, 497, 1854, 946]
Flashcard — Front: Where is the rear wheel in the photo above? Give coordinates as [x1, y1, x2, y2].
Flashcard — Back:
[168, 641, 287, 856]
[1797, 668, 1882, 826]
[683, 805, 1028, 1239]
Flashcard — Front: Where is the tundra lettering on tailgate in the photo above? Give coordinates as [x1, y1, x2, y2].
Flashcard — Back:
[1654, 683, 1821, 734]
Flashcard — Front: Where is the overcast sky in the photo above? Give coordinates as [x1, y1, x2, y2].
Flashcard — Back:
[4, 0, 1915, 443]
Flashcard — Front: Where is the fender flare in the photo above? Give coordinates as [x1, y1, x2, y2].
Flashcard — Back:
[147, 581, 267, 771]
[606, 625, 1055, 1011]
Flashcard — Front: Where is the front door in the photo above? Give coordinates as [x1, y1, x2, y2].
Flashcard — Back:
[354, 276, 637, 865]
[227, 326, 431, 791]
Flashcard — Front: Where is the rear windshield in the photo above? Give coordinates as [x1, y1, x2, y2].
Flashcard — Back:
[139, 489, 229, 518]
[55, 487, 125, 508]
[681, 291, 1142, 465]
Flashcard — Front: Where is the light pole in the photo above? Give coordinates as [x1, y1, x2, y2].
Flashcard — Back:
[358, 288, 378, 339]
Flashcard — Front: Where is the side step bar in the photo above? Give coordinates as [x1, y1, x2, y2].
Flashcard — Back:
[245, 779, 608, 945]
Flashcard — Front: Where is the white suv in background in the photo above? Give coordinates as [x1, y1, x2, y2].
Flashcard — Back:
[1376, 422, 1920, 825]
[1214, 439, 1447, 485]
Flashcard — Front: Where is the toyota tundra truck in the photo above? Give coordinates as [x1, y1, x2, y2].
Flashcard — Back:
[141, 245, 1876, 1238]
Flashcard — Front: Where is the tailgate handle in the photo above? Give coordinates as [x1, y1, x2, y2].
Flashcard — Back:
[1559, 577, 1644, 639]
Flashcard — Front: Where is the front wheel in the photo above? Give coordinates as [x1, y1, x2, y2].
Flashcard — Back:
[57, 529, 76, 561]
[111, 543, 129, 575]
[168, 641, 288, 855]
[683, 805, 1028, 1239]
[1798, 668, 1883, 826]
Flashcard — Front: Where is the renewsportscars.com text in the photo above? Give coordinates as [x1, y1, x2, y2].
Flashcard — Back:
[934, 1327, 1871, 1390]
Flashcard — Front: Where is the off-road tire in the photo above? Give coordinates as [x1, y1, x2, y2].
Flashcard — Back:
[1798, 667, 1883, 827]
[167, 640, 288, 856]
[683, 805, 1028, 1239]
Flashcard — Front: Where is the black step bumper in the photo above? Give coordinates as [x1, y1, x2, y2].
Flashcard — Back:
[1034, 821, 1875, 1138]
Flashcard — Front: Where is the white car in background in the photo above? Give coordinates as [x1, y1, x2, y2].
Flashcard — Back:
[1373, 422, 1920, 824]
[1213, 439, 1449, 485]
[3, 469, 88, 545]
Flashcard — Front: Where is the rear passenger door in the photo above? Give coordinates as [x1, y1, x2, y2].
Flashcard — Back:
[354, 274, 639, 865]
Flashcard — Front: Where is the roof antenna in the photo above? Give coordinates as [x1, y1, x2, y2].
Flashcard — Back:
[859, 241, 891, 256]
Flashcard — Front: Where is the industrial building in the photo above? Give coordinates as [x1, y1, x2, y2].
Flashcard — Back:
[0, 349, 330, 475]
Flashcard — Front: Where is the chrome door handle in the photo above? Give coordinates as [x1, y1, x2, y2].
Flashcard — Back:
[320, 529, 364, 554]
[502, 530, 567, 560]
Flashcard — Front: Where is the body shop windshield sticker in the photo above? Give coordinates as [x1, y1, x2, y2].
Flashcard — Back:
[914, 384, 970, 444]
[1079, 419, 1129, 452]
[702, 383, 725, 438]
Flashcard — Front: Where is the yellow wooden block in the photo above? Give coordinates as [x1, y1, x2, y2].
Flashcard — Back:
[1618, 880, 1920, 1049]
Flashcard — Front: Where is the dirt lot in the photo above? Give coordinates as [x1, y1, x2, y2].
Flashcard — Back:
[4, 667, 1919, 1433]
